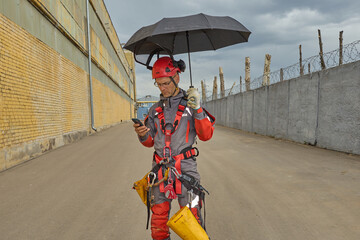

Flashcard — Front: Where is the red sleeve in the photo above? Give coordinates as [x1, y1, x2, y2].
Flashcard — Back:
[194, 108, 215, 141]
[140, 134, 154, 147]
[138, 115, 154, 147]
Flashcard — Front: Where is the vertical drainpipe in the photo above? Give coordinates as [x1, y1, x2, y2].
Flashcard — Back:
[86, 0, 96, 131]
[132, 68, 136, 119]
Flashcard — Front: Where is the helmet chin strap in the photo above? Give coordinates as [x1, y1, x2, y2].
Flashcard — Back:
[169, 76, 178, 97]
[162, 75, 178, 108]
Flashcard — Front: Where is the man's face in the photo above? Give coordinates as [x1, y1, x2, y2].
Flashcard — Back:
[155, 74, 179, 98]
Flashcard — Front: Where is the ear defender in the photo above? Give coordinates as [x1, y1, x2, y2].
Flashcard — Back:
[173, 59, 186, 72]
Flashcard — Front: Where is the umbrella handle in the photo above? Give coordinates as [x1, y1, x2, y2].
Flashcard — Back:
[186, 31, 193, 88]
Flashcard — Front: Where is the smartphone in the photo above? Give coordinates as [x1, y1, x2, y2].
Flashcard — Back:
[132, 118, 144, 126]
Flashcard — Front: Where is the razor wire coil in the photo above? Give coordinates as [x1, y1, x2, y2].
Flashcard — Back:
[204, 39, 360, 102]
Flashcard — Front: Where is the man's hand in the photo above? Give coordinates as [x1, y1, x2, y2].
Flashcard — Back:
[186, 88, 200, 110]
[133, 123, 150, 137]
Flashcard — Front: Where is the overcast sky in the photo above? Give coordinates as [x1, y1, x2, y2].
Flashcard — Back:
[103, 0, 360, 98]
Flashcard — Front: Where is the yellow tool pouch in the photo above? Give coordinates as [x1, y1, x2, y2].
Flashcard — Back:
[132, 168, 170, 206]
[132, 172, 150, 206]
[167, 206, 209, 240]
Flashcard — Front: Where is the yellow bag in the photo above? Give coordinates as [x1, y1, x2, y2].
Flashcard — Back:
[167, 206, 209, 240]
[133, 169, 170, 206]
[132, 172, 150, 206]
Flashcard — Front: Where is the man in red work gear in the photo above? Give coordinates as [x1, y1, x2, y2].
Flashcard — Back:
[133, 56, 215, 240]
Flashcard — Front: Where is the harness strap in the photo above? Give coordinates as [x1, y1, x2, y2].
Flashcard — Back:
[153, 148, 198, 163]
[146, 189, 151, 229]
[153, 97, 189, 194]
[153, 148, 198, 194]
[156, 99, 186, 135]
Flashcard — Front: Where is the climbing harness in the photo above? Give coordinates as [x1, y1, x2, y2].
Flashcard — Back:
[153, 97, 191, 195]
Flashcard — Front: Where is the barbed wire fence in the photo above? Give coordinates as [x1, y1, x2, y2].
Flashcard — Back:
[203, 39, 360, 102]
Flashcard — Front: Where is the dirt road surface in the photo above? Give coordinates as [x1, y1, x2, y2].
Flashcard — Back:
[1, 123, 359, 240]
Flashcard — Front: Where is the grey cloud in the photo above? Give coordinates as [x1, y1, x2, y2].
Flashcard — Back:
[104, 0, 360, 98]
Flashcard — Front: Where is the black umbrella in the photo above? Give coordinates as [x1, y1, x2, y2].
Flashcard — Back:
[124, 13, 251, 87]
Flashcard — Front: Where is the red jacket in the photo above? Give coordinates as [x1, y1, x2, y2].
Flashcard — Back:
[139, 89, 215, 156]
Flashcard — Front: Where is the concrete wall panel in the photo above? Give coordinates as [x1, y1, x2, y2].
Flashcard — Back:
[288, 74, 319, 144]
[233, 93, 242, 130]
[242, 91, 253, 132]
[226, 95, 236, 128]
[214, 99, 222, 125]
[267, 82, 289, 138]
[317, 62, 360, 154]
[253, 87, 268, 135]
[220, 98, 227, 126]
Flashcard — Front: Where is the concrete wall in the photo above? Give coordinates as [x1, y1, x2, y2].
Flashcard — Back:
[233, 94, 242, 130]
[242, 91, 253, 132]
[253, 87, 267, 135]
[0, 0, 136, 171]
[317, 62, 360, 153]
[267, 81, 289, 139]
[287, 73, 318, 144]
[205, 60, 360, 155]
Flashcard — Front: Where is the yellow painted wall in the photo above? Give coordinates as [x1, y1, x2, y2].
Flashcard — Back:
[30, 0, 133, 97]
[90, 27, 126, 91]
[90, 0, 133, 78]
[93, 77, 130, 126]
[0, 0, 136, 171]
[0, 14, 90, 169]
[35, 0, 87, 49]
[125, 50, 136, 116]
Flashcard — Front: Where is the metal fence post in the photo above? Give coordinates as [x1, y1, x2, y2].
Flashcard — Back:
[339, 31, 343, 65]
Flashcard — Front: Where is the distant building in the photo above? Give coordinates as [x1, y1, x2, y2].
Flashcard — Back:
[137, 95, 160, 120]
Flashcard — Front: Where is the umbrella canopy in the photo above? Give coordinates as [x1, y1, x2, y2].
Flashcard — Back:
[124, 13, 251, 86]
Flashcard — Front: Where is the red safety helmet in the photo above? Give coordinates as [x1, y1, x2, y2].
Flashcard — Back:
[152, 57, 180, 79]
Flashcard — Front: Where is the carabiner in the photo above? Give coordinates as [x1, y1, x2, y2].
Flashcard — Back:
[147, 172, 156, 186]
[163, 146, 172, 159]
[170, 167, 182, 179]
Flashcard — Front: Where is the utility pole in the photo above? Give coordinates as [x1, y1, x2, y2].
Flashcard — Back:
[240, 76, 242, 93]
[318, 29, 326, 70]
[201, 80, 206, 103]
[245, 57, 250, 91]
[212, 76, 218, 100]
[262, 54, 271, 86]
[219, 67, 225, 98]
[299, 45, 304, 76]
[339, 30, 343, 65]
